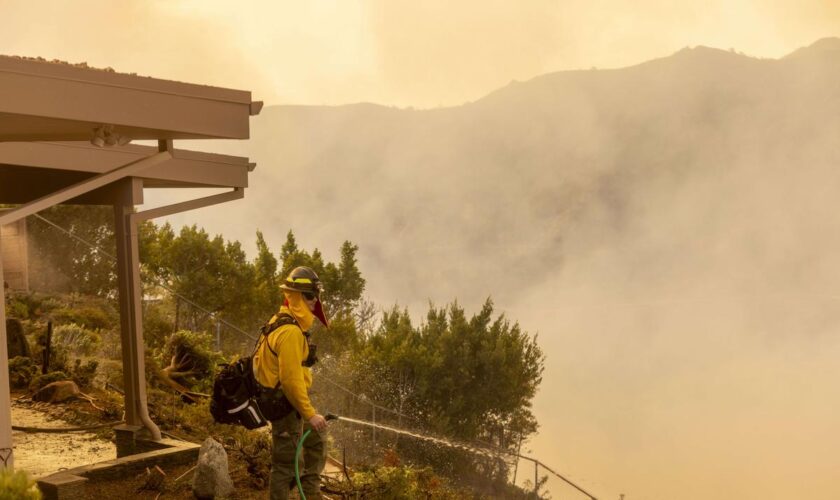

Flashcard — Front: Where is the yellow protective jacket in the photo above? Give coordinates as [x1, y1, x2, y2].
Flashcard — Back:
[253, 296, 317, 420]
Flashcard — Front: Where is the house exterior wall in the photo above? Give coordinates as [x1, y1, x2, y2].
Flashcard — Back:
[0, 213, 28, 292]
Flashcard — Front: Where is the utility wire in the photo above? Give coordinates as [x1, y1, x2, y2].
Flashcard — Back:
[33, 213, 258, 342]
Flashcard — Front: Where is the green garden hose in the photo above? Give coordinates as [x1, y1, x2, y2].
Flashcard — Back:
[294, 413, 339, 500]
[294, 428, 312, 500]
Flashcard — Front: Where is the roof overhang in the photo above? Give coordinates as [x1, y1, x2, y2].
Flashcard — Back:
[0, 55, 262, 208]
[0, 55, 261, 142]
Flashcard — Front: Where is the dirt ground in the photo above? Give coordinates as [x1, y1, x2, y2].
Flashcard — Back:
[11, 402, 116, 477]
[79, 462, 283, 500]
[9, 389, 341, 499]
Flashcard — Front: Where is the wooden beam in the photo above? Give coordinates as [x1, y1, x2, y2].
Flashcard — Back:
[0, 151, 170, 225]
[0, 142, 251, 189]
[132, 188, 243, 222]
[0, 167, 144, 205]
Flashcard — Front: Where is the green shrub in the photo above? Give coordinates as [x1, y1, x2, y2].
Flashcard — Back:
[11, 293, 64, 319]
[37, 297, 64, 315]
[143, 303, 174, 350]
[29, 371, 69, 392]
[348, 465, 466, 499]
[20, 320, 41, 338]
[156, 330, 222, 392]
[51, 306, 112, 331]
[31, 330, 69, 375]
[7, 299, 29, 320]
[97, 359, 124, 389]
[70, 359, 99, 388]
[0, 468, 41, 499]
[53, 323, 101, 356]
[98, 328, 121, 360]
[8, 356, 38, 389]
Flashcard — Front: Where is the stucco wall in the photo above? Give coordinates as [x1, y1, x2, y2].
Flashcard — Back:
[0, 216, 28, 292]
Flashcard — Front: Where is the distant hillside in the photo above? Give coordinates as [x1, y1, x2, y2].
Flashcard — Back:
[183, 37, 840, 311]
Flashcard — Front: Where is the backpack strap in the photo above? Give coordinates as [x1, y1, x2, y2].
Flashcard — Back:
[259, 313, 299, 357]
[256, 312, 319, 385]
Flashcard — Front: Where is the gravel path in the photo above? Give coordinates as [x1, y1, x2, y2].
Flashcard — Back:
[11, 401, 116, 477]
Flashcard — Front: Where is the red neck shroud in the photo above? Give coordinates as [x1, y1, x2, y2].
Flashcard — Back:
[283, 297, 329, 328]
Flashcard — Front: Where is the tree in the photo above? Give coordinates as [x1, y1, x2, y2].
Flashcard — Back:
[27, 205, 116, 296]
[138, 227, 368, 355]
[254, 230, 281, 317]
[349, 299, 545, 493]
[277, 232, 365, 314]
[335, 241, 366, 314]
[275, 231, 367, 357]
[140, 224, 259, 346]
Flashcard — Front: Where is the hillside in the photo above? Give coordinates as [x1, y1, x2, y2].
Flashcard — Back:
[187, 38, 840, 313]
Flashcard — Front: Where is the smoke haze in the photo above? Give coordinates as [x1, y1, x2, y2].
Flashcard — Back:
[5, 3, 840, 497]
[147, 39, 840, 499]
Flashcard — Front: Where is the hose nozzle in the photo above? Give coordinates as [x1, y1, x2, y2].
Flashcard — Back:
[325, 413, 340, 421]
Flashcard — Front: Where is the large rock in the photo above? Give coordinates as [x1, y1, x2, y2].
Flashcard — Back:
[6, 318, 31, 358]
[32, 380, 80, 403]
[192, 437, 234, 499]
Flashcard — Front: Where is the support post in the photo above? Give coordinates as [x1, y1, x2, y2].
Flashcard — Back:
[0, 248, 13, 469]
[534, 461, 539, 498]
[114, 184, 161, 442]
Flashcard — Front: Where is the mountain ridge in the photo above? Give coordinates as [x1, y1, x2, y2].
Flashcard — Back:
[262, 38, 838, 114]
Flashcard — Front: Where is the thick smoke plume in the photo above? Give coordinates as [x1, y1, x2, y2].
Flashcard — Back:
[150, 39, 840, 499]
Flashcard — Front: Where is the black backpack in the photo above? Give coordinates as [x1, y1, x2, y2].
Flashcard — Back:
[209, 314, 301, 428]
[209, 356, 267, 429]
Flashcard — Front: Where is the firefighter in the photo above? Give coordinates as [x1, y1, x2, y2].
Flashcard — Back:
[253, 266, 329, 499]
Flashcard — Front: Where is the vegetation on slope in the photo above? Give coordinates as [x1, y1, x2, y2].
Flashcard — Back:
[9, 205, 548, 498]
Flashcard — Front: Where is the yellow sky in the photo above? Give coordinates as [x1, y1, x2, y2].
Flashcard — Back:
[1, 0, 838, 108]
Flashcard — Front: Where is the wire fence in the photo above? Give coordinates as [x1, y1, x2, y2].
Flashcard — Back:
[27, 212, 598, 499]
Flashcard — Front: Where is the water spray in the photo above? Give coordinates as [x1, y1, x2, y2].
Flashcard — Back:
[305, 412, 598, 500]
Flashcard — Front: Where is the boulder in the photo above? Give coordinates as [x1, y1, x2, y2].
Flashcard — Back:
[32, 380, 80, 403]
[6, 318, 31, 358]
[192, 437, 234, 499]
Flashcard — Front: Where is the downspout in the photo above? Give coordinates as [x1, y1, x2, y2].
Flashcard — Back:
[128, 186, 245, 439]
